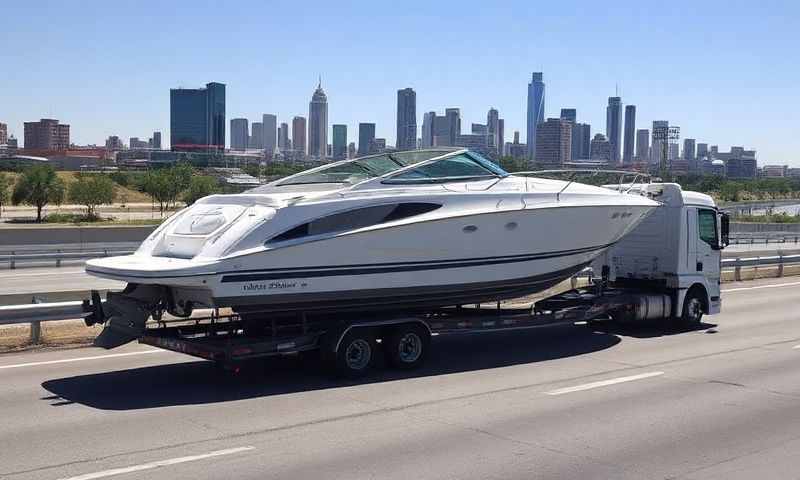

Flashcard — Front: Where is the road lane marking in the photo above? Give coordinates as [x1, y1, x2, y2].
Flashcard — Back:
[545, 371, 664, 396]
[0, 350, 165, 370]
[722, 281, 800, 293]
[55, 446, 255, 480]
[793, 344, 800, 349]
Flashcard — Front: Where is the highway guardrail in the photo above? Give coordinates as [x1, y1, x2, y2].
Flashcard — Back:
[0, 244, 136, 269]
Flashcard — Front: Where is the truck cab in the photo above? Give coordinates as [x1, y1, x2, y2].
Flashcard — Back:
[593, 183, 729, 322]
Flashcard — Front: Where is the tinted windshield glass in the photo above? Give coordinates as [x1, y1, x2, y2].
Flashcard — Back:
[383, 153, 507, 184]
[277, 150, 454, 186]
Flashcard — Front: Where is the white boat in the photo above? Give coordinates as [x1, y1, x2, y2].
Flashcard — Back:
[85, 149, 658, 346]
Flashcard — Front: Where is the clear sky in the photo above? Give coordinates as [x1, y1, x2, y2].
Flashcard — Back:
[3, 0, 798, 165]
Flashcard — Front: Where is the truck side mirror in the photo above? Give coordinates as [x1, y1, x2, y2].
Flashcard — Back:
[720, 213, 730, 248]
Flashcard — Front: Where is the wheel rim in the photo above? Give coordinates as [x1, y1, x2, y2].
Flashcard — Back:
[687, 298, 702, 322]
[345, 339, 371, 370]
[397, 333, 422, 363]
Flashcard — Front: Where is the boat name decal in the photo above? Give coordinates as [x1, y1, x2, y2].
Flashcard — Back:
[243, 281, 307, 292]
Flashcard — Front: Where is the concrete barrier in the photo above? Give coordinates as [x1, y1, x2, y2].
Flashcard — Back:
[731, 222, 800, 233]
[0, 225, 156, 246]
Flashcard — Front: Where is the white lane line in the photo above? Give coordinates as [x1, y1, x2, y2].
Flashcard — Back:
[56, 446, 255, 480]
[0, 350, 165, 370]
[793, 344, 800, 350]
[545, 371, 664, 396]
[722, 281, 800, 293]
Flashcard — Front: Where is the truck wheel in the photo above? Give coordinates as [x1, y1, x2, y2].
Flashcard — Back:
[333, 329, 376, 378]
[677, 290, 704, 327]
[385, 324, 430, 370]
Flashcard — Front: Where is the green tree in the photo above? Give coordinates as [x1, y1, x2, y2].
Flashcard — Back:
[11, 165, 66, 222]
[0, 173, 10, 218]
[183, 176, 220, 205]
[68, 173, 116, 218]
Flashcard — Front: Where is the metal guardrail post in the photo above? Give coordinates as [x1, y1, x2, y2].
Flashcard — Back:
[734, 258, 742, 281]
[10, 251, 15, 270]
[778, 251, 785, 277]
[30, 297, 44, 344]
[56, 249, 62, 268]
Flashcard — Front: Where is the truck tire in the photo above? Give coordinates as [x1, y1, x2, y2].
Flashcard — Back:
[676, 289, 704, 328]
[384, 324, 430, 370]
[332, 329, 376, 378]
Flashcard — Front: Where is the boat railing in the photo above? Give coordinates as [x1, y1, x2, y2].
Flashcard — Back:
[515, 169, 653, 200]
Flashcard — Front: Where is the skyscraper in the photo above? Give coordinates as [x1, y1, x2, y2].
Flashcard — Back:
[636, 129, 649, 162]
[535, 118, 572, 166]
[230, 118, 249, 150]
[396, 88, 416, 151]
[152, 131, 162, 150]
[590, 133, 611, 163]
[697, 143, 709, 159]
[487, 108, 501, 156]
[249, 122, 264, 149]
[0, 122, 7, 145]
[651, 120, 669, 165]
[263, 114, 277, 154]
[683, 138, 696, 160]
[332, 124, 347, 160]
[358, 123, 376, 155]
[292, 116, 306, 156]
[444, 108, 461, 145]
[497, 119, 505, 156]
[606, 97, 622, 165]
[170, 82, 225, 152]
[622, 105, 636, 165]
[421, 112, 435, 147]
[23, 118, 70, 150]
[526, 72, 545, 161]
[308, 80, 328, 159]
[278, 122, 289, 152]
[559, 108, 576, 123]
[571, 123, 591, 160]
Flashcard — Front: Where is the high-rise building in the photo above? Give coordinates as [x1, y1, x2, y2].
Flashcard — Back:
[421, 109, 461, 147]
[506, 130, 527, 160]
[347, 142, 356, 159]
[455, 134, 490, 157]
[683, 138, 696, 160]
[372, 138, 387, 153]
[623, 105, 636, 165]
[697, 142, 709, 159]
[559, 108, 576, 123]
[444, 108, 461, 145]
[497, 119, 505, 156]
[396, 88, 416, 151]
[332, 124, 347, 160]
[535, 118, 572, 166]
[487, 108, 501, 155]
[170, 82, 225, 152]
[263, 114, 277, 154]
[105, 135, 123, 151]
[0, 122, 7, 145]
[421, 112, 435, 147]
[24, 119, 70, 150]
[249, 122, 264, 149]
[308, 81, 328, 159]
[590, 133, 611, 163]
[129, 137, 150, 149]
[278, 122, 290, 152]
[650, 120, 669, 165]
[292, 116, 306, 156]
[635, 129, 649, 162]
[358, 123, 376, 155]
[571, 123, 591, 160]
[152, 131, 162, 150]
[606, 97, 622, 165]
[230, 118, 249, 151]
[526, 72, 545, 161]
[471, 123, 488, 135]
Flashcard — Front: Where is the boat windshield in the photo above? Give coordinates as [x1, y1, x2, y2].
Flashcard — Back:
[276, 150, 453, 186]
[382, 152, 508, 184]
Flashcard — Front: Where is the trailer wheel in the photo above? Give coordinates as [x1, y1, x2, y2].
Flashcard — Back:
[332, 329, 376, 378]
[385, 324, 430, 370]
[677, 289, 704, 327]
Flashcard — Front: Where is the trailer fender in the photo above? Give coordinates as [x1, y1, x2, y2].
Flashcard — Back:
[332, 318, 432, 354]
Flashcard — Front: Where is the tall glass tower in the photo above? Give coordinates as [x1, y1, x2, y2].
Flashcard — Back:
[332, 124, 347, 160]
[170, 81, 225, 152]
[623, 105, 636, 165]
[308, 80, 328, 160]
[396, 88, 417, 151]
[606, 97, 622, 165]
[526, 72, 545, 162]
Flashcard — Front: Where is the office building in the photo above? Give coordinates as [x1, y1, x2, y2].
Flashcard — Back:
[421, 112, 435, 147]
[396, 88, 416, 151]
[421, 109, 462, 147]
[572, 123, 591, 160]
[372, 138, 387, 152]
[606, 97, 622, 165]
[105, 135, 123, 151]
[262, 114, 277, 154]
[308, 81, 328, 159]
[471, 123, 488, 135]
[358, 123, 376, 155]
[455, 133, 491, 157]
[278, 122, 290, 152]
[535, 118, 572, 166]
[650, 120, 669, 166]
[487, 108, 501, 155]
[590, 133, 611, 163]
[623, 105, 636, 165]
[249, 122, 264, 149]
[332, 124, 347, 160]
[683, 138, 696, 160]
[526, 72, 545, 161]
[23, 118, 70, 150]
[292, 116, 306, 156]
[445, 108, 461, 145]
[152, 131, 162, 150]
[347, 142, 356, 159]
[170, 82, 225, 152]
[506, 131, 527, 160]
[129, 137, 149, 150]
[497, 119, 505, 156]
[230, 118, 249, 151]
[697, 143, 709, 159]
[559, 108, 576, 123]
[713, 146, 758, 178]
[0, 122, 7, 144]
[635, 129, 649, 163]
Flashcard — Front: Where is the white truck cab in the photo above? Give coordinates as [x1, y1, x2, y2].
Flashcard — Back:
[593, 183, 729, 323]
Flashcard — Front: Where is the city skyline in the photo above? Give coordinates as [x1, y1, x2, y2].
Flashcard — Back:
[2, 1, 797, 165]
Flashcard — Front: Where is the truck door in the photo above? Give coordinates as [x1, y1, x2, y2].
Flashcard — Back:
[696, 208, 722, 306]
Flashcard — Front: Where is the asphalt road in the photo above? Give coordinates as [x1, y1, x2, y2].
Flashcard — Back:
[1, 277, 799, 479]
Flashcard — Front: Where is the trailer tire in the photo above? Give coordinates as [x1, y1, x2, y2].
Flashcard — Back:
[331, 329, 376, 378]
[384, 324, 430, 370]
[676, 289, 705, 328]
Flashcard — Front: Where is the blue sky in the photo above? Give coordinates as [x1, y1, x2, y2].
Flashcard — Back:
[2, 0, 798, 165]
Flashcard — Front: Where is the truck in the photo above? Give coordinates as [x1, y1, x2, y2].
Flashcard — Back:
[83, 182, 729, 378]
